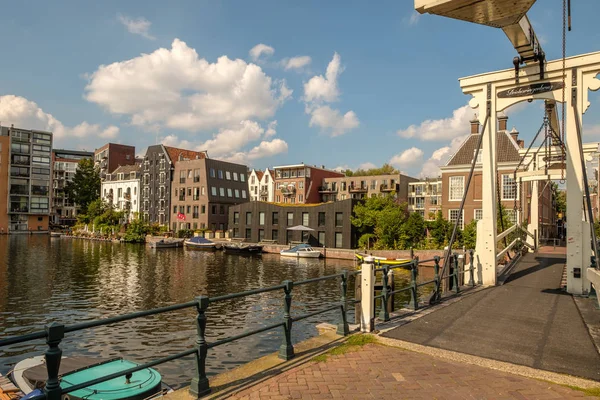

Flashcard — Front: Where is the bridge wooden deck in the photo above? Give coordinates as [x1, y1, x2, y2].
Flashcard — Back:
[382, 252, 600, 381]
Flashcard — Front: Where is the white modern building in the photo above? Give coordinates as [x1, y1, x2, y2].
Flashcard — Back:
[248, 168, 275, 202]
[101, 164, 141, 222]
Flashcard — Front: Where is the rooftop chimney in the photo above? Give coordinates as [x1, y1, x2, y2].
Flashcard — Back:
[510, 127, 519, 143]
[498, 112, 508, 131]
[470, 115, 479, 135]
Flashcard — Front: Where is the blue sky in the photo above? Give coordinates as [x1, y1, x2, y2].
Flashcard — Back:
[1, 0, 599, 177]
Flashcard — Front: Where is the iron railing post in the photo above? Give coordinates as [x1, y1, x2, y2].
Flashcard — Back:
[190, 296, 210, 397]
[410, 257, 419, 310]
[378, 266, 390, 322]
[44, 323, 64, 400]
[453, 254, 460, 294]
[279, 280, 295, 360]
[337, 271, 350, 336]
[468, 250, 475, 287]
[433, 256, 440, 298]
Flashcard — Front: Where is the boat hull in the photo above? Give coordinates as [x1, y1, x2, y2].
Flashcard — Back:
[224, 245, 263, 255]
[184, 243, 217, 251]
[354, 253, 411, 266]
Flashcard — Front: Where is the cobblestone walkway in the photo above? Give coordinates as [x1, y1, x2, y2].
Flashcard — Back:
[230, 344, 594, 399]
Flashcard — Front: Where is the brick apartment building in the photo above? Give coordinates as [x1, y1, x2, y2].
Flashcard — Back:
[170, 158, 249, 232]
[319, 174, 418, 203]
[94, 143, 136, 180]
[408, 178, 442, 219]
[0, 125, 53, 233]
[440, 114, 555, 235]
[273, 163, 344, 204]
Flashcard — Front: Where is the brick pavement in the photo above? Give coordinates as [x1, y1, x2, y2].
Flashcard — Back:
[229, 343, 595, 399]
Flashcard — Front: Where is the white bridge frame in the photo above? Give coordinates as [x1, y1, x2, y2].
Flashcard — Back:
[459, 51, 600, 294]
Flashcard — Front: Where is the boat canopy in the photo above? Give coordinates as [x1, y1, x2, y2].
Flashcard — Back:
[23, 357, 115, 388]
[187, 236, 214, 244]
[287, 243, 311, 252]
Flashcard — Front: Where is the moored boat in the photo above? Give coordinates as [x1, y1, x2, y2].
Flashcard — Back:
[280, 244, 321, 258]
[354, 252, 411, 266]
[223, 243, 263, 255]
[49, 232, 63, 238]
[148, 238, 184, 249]
[7, 355, 171, 400]
[184, 236, 217, 251]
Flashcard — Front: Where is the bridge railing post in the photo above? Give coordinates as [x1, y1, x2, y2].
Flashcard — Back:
[279, 280, 295, 360]
[190, 296, 210, 397]
[453, 254, 460, 294]
[410, 257, 419, 310]
[337, 270, 350, 336]
[44, 323, 64, 400]
[468, 250, 475, 287]
[378, 266, 390, 322]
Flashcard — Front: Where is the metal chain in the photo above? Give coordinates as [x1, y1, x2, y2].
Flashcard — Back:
[560, 0, 567, 183]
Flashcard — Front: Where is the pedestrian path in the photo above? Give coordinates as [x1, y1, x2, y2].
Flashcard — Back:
[229, 342, 596, 399]
[382, 252, 600, 381]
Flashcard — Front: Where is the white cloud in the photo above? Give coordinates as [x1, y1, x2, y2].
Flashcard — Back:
[197, 120, 265, 157]
[85, 39, 291, 133]
[226, 139, 288, 164]
[304, 53, 342, 103]
[265, 120, 277, 137]
[282, 56, 312, 71]
[308, 106, 359, 137]
[0, 95, 119, 141]
[117, 14, 155, 40]
[406, 12, 420, 26]
[397, 105, 474, 141]
[390, 147, 424, 168]
[334, 164, 351, 172]
[249, 43, 275, 61]
[419, 134, 469, 178]
[303, 53, 359, 137]
[358, 162, 377, 170]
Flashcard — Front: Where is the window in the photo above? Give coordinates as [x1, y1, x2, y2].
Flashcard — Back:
[449, 176, 464, 201]
[218, 170, 224, 179]
[193, 187, 200, 200]
[259, 212, 265, 225]
[335, 212, 343, 227]
[272, 229, 279, 241]
[299, 181, 304, 189]
[234, 189, 240, 198]
[272, 212, 279, 225]
[193, 206, 199, 218]
[187, 205, 191, 214]
[318, 232, 325, 246]
[298, 194, 303, 202]
[227, 188, 232, 197]
[245, 228, 252, 239]
[233, 172, 238, 181]
[234, 212, 240, 224]
[180, 170, 186, 184]
[335, 233, 343, 248]
[502, 174, 517, 200]
[258, 229, 265, 241]
[449, 209, 464, 229]
[202, 187, 205, 195]
[219, 187, 225, 197]
[474, 209, 483, 220]
[287, 212, 294, 225]
[211, 205, 217, 214]
[226, 171, 231, 180]
[211, 186, 217, 196]
[210, 168, 216, 178]
[220, 205, 225, 215]
[505, 209, 517, 224]
[193, 169, 200, 183]
[242, 190, 247, 199]
[240, 173, 245, 182]
[318, 212, 325, 226]
[246, 212, 252, 225]
[302, 212, 309, 226]
[233, 228, 239, 238]
[201, 205, 206, 214]
[251, 175, 256, 184]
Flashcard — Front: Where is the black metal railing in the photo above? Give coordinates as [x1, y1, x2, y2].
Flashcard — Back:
[353, 251, 476, 324]
[0, 273, 351, 399]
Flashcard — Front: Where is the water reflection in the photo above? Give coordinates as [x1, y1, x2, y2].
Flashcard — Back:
[0, 236, 429, 387]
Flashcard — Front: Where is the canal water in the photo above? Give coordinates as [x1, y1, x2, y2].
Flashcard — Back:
[0, 235, 431, 388]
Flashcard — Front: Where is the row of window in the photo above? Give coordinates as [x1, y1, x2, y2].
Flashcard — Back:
[209, 186, 247, 199]
[175, 222, 225, 231]
[449, 208, 517, 229]
[173, 204, 226, 217]
[448, 175, 517, 201]
[233, 211, 344, 227]
[234, 228, 344, 248]
[208, 168, 246, 182]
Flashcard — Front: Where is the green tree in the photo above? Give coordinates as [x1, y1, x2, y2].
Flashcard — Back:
[351, 195, 410, 249]
[462, 220, 477, 250]
[348, 163, 399, 177]
[124, 217, 151, 243]
[65, 159, 100, 213]
[399, 211, 426, 249]
[427, 210, 451, 248]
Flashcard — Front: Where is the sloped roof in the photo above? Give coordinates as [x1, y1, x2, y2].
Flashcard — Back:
[256, 170, 265, 181]
[113, 164, 140, 174]
[164, 146, 207, 163]
[445, 131, 520, 166]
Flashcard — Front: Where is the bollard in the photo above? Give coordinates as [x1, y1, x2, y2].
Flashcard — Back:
[190, 296, 210, 397]
[337, 270, 350, 336]
[279, 280, 295, 360]
[433, 256, 440, 299]
[410, 257, 419, 310]
[378, 266, 390, 322]
[44, 323, 64, 400]
[453, 254, 460, 294]
[360, 257, 375, 332]
[468, 250, 475, 287]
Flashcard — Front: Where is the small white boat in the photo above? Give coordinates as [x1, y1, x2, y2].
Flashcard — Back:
[280, 244, 321, 258]
[184, 237, 217, 251]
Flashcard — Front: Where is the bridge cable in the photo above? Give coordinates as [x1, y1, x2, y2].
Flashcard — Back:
[429, 113, 490, 304]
